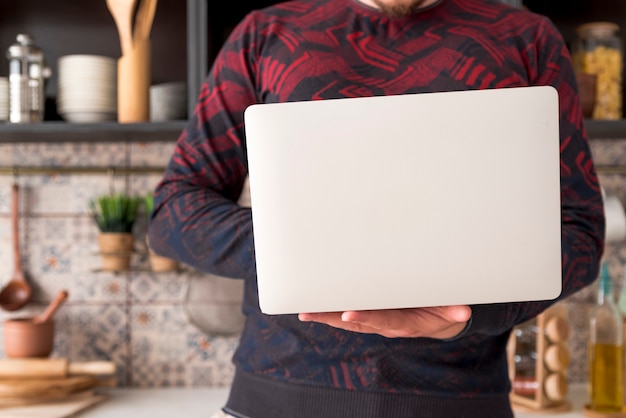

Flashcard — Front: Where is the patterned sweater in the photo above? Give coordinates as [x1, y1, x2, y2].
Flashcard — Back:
[149, 0, 605, 416]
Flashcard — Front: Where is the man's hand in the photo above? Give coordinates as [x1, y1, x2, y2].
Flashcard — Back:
[299, 305, 472, 339]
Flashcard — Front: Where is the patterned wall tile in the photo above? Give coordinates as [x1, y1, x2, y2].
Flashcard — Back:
[0, 175, 128, 215]
[589, 138, 626, 166]
[129, 173, 163, 197]
[565, 302, 592, 384]
[57, 304, 130, 386]
[130, 304, 237, 387]
[8, 142, 129, 167]
[130, 270, 186, 303]
[15, 216, 129, 303]
[0, 144, 13, 166]
[129, 141, 177, 167]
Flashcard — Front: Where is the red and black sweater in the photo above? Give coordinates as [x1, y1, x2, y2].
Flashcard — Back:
[149, 0, 605, 417]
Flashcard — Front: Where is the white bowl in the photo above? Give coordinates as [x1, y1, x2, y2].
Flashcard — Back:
[58, 54, 116, 67]
[60, 111, 116, 123]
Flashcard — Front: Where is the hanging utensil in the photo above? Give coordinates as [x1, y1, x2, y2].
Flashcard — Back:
[134, 0, 158, 43]
[32, 290, 68, 324]
[0, 183, 32, 311]
[106, 0, 137, 55]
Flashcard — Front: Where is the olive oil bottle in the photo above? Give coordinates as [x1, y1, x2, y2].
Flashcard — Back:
[589, 263, 624, 412]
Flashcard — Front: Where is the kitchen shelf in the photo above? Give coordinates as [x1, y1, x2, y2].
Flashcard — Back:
[585, 120, 626, 140]
[0, 119, 623, 144]
[0, 121, 186, 143]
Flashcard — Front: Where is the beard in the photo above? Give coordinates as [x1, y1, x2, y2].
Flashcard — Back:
[371, 0, 430, 18]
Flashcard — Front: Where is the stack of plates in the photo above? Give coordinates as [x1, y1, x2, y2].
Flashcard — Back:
[57, 55, 117, 123]
[0, 77, 8, 122]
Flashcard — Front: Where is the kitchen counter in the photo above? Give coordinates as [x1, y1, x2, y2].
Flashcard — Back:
[73, 384, 593, 418]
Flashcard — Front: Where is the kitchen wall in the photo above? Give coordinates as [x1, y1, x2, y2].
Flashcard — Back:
[0, 140, 242, 388]
[0, 137, 622, 388]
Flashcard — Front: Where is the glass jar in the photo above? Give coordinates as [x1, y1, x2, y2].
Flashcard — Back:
[573, 22, 623, 120]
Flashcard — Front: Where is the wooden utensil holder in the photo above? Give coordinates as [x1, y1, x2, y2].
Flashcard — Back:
[117, 40, 151, 123]
[507, 305, 572, 413]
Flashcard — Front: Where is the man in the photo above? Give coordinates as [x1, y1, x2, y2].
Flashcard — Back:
[149, 0, 605, 416]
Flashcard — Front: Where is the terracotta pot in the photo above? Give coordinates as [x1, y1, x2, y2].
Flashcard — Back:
[3, 318, 54, 358]
[149, 250, 180, 272]
[98, 233, 134, 271]
[146, 237, 179, 272]
[98, 232, 134, 253]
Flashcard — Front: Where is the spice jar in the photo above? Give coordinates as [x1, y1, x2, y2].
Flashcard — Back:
[573, 22, 623, 120]
[512, 319, 538, 397]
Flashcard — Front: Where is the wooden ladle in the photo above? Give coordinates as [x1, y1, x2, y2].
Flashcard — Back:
[106, 0, 136, 55]
[33, 290, 69, 324]
[0, 184, 32, 311]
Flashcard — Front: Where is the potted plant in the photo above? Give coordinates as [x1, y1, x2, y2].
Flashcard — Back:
[144, 193, 180, 272]
[89, 193, 142, 271]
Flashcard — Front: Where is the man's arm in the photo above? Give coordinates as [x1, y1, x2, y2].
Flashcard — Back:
[148, 14, 260, 280]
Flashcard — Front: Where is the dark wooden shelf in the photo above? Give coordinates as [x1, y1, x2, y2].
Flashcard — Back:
[585, 120, 626, 140]
[0, 119, 623, 143]
[0, 121, 186, 143]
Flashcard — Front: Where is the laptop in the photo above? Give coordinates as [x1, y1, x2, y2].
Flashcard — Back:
[244, 86, 562, 315]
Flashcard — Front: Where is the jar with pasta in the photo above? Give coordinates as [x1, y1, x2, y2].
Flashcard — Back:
[573, 22, 623, 120]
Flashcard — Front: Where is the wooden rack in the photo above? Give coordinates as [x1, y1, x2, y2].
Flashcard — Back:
[507, 304, 572, 413]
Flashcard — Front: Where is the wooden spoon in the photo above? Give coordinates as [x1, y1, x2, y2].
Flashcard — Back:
[134, 0, 158, 43]
[33, 290, 69, 324]
[0, 183, 32, 311]
[106, 0, 136, 55]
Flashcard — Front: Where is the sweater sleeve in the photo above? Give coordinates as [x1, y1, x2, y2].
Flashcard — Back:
[466, 17, 605, 336]
[148, 13, 260, 280]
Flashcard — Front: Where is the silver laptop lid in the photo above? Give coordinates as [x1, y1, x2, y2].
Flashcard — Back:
[244, 86, 561, 314]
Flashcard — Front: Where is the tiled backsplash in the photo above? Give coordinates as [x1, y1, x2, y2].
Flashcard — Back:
[0, 137, 623, 387]
[0, 141, 242, 387]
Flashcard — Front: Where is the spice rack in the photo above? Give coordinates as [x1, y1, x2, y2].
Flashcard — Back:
[507, 304, 572, 413]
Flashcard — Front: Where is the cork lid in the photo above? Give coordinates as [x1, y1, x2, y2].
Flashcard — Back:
[545, 316, 570, 342]
[577, 22, 620, 38]
[544, 344, 570, 372]
[544, 373, 568, 401]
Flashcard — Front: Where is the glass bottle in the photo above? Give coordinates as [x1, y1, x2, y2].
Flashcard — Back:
[589, 263, 624, 412]
[512, 319, 539, 397]
[573, 22, 623, 120]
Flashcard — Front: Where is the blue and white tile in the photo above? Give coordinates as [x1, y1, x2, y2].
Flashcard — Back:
[565, 302, 591, 384]
[130, 270, 186, 303]
[589, 138, 626, 166]
[10, 142, 128, 167]
[22, 217, 128, 303]
[128, 173, 163, 197]
[130, 304, 237, 387]
[129, 141, 177, 167]
[0, 144, 14, 166]
[57, 304, 130, 386]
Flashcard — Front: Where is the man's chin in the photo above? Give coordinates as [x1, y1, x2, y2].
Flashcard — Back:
[372, 0, 429, 18]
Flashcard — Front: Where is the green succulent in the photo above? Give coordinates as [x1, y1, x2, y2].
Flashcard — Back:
[144, 193, 155, 219]
[90, 193, 142, 233]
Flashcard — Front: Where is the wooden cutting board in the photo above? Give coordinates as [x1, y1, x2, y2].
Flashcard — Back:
[0, 376, 97, 407]
[0, 390, 106, 418]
